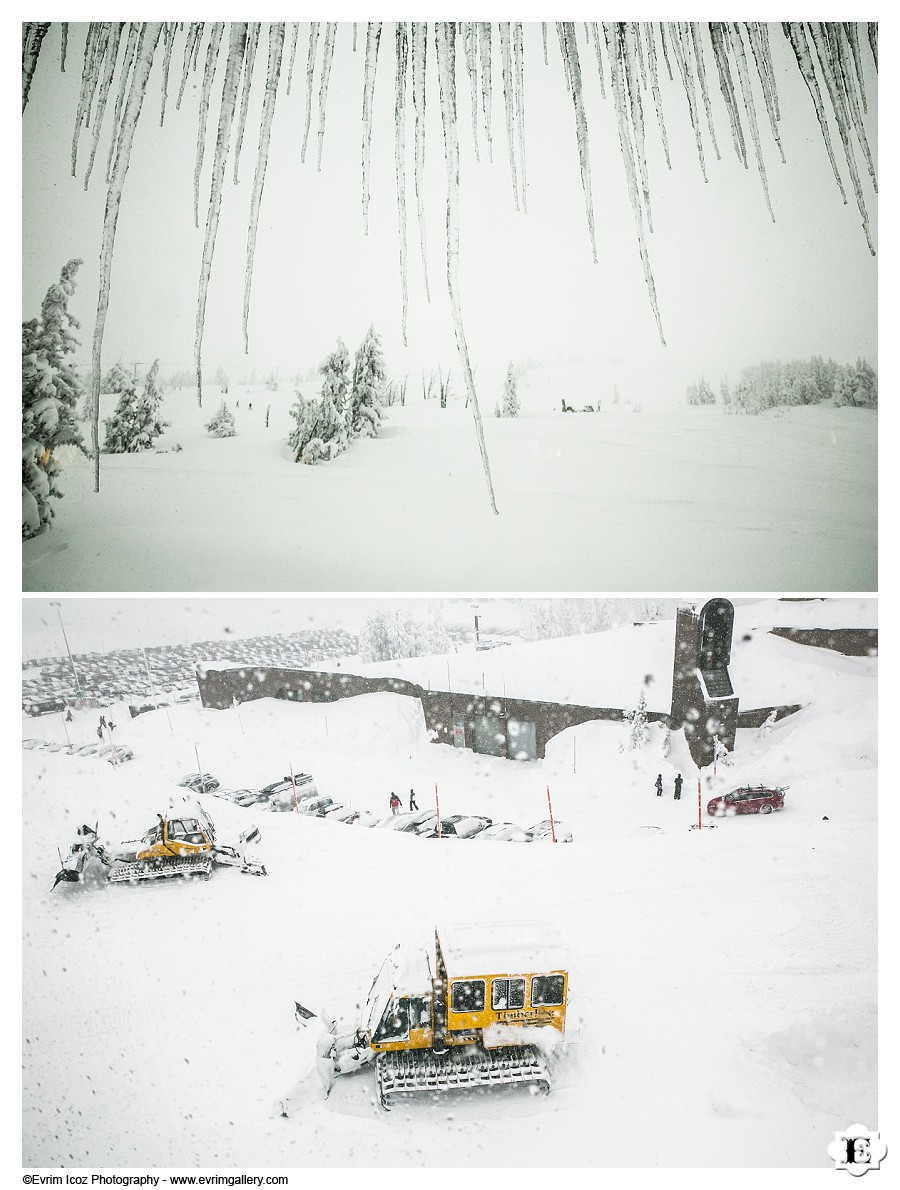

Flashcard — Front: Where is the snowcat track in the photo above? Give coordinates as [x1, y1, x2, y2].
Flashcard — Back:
[375, 1043, 550, 1108]
[108, 855, 213, 883]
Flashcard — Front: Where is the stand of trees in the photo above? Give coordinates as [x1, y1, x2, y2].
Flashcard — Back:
[686, 356, 877, 412]
[359, 608, 452, 663]
[289, 325, 386, 464]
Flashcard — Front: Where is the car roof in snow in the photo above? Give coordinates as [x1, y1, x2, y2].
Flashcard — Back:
[438, 921, 567, 976]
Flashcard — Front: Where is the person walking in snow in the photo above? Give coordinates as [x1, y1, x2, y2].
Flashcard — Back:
[107, 720, 115, 734]
[99, 715, 107, 730]
[655, 773, 663, 797]
[65, 708, 73, 723]
[409, 789, 418, 811]
[389, 792, 401, 815]
[674, 773, 683, 800]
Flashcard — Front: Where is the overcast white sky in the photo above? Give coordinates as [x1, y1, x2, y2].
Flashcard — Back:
[21, 20, 877, 407]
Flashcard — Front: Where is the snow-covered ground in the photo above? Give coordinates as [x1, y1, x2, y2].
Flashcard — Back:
[22, 607, 878, 1170]
[21, 387, 876, 591]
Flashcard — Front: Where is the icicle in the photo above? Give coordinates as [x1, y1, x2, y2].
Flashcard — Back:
[361, 22, 382, 235]
[104, 25, 139, 184]
[709, 22, 747, 167]
[159, 22, 176, 125]
[542, 23, 548, 66]
[726, 23, 775, 221]
[71, 23, 101, 173]
[832, 24, 876, 192]
[91, 23, 162, 491]
[233, 22, 260, 182]
[301, 22, 320, 162]
[60, 23, 68, 72]
[411, 22, 431, 301]
[499, 24, 520, 212]
[22, 22, 51, 113]
[745, 22, 783, 164]
[643, 23, 670, 167]
[670, 22, 708, 182]
[843, 22, 866, 113]
[81, 22, 106, 128]
[83, 24, 124, 190]
[783, 22, 845, 201]
[243, 24, 285, 354]
[556, 23, 597, 263]
[193, 23, 224, 229]
[462, 23, 480, 162]
[316, 22, 336, 171]
[513, 23, 527, 212]
[434, 21, 499, 517]
[285, 23, 299, 96]
[176, 23, 203, 110]
[478, 23, 494, 162]
[658, 23, 674, 81]
[353, 24, 358, 52]
[394, 24, 409, 345]
[604, 24, 666, 346]
[195, 23, 248, 407]
[589, 22, 606, 99]
[808, 22, 874, 253]
[690, 22, 722, 161]
[867, 23, 877, 69]
[621, 25, 652, 231]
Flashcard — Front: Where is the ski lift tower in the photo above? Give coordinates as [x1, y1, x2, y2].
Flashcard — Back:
[669, 598, 739, 768]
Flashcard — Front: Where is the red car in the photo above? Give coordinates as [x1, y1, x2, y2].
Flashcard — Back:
[707, 785, 787, 817]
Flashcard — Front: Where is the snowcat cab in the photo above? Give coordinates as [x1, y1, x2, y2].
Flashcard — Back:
[294, 922, 568, 1110]
[53, 802, 267, 887]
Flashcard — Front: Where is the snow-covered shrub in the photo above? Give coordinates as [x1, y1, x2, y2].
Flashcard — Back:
[205, 401, 236, 438]
[104, 359, 168, 453]
[621, 691, 650, 751]
[289, 340, 351, 464]
[758, 709, 778, 739]
[22, 258, 87, 539]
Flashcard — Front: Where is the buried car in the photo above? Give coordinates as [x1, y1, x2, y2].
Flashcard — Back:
[527, 819, 574, 843]
[707, 785, 788, 817]
[178, 772, 220, 794]
[474, 822, 532, 842]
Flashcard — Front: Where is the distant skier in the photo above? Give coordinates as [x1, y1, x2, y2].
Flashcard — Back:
[655, 774, 663, 797]
[674, 773, 683, 800]
[409, 789, 418, 811]
[64, 708, 73, 723]
[389, 792, 401, 815]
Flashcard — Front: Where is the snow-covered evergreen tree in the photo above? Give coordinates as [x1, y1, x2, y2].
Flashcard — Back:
[758, 709, 778, 739]
[500, 363, 520, 417]
[349, 324, 385, 438]
[101, 361, 131, 393]
[103, 359, 168, 453]
[289, 340, 352, 464]
[622, 691, 650, 751]
[22, 258, 87, 539]
[205, 400, 236, 437]
[359, 607, 452, 662]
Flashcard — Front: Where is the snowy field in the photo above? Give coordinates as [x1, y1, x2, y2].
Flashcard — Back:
[21, 386, 876, 592]
[22, 609, 878, 1170]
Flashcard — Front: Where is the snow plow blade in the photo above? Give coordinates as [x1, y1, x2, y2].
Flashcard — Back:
[375, 1043, 550, 1109]
[108, 855, 214, 883]
[212, 826, 267, 875]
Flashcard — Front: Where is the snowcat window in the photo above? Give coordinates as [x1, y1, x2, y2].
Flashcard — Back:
[143, 824, 162, 844]
[531, 975, 565, 1007]
[373, 998, 410, 1043]
[409, 996, 431, 1029]
[492, 977, 526, 1010]
[451, 980, 486, 1013]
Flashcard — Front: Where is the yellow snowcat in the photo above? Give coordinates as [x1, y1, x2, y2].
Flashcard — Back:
[284, 922, 568, 1111]
[53, 801, 266, 887]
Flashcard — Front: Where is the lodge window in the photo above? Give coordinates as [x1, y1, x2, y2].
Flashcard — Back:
[530, 974, 565, 1007]
[451, 980, 486, 1013]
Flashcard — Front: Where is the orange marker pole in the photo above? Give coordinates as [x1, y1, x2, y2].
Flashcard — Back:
[435, 783, 441, 838]
[546, 786, 557, 843]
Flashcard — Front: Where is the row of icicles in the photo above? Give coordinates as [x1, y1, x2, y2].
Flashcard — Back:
[22, 21, 877, 513]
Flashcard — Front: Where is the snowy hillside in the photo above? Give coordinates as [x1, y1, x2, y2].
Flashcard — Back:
[21, 386, 876, 592]
[22, 610, 878, 1170]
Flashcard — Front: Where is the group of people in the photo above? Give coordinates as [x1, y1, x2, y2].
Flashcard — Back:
[655, 772, 684, 800]
[389, 789, 418, 814]
[95, 714, 116, 740]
